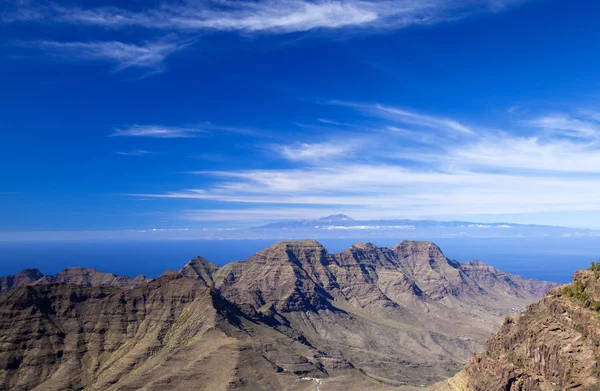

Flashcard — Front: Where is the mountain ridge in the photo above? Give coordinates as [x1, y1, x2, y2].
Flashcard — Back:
[183, 239, 558, 385]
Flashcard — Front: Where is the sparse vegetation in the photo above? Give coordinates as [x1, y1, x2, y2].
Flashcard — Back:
[591, 261, 600, 279]
[563, 279, 600, 311]
[563, 281, 589, 301]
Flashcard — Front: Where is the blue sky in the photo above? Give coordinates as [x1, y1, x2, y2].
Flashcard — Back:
[2, 0, 600, 236]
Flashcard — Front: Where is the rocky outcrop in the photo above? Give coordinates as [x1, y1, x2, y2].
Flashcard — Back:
[0, 267, 150, 294]
[461, 260, 558, 299]
[436, 268, 600, 391]
[180, 256, 220, 285]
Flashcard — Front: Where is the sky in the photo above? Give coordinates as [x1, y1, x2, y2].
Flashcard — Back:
[2, 0, 600, 237]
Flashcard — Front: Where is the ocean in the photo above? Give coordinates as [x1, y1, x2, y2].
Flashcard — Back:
[1, 237, 598, 283]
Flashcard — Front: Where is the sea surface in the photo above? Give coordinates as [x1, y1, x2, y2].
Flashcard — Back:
[1, 237, 599, 283]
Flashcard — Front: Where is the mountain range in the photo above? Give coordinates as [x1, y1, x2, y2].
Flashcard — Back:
[0, 240, 559, 390]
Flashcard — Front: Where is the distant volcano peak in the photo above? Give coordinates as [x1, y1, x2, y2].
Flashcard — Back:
[318, 214, 354, 222]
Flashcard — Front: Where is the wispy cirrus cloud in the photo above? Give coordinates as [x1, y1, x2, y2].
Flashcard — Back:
[330, 101, 474, 135]
[373, 104, 474, 135]
[528, 113, 600, 140]
[279, 141, 357, 162]
[110, 125, 204, 138]
[19, 39, 186, 72]
[4, 1, 528, 74]
[132, 164, 600, 215]
[3, 1, 526, 33]
[129, 105, 600, 221]
[393, 134, 600, 174]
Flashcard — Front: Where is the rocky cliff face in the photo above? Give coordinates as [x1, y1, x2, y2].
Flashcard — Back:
[0, 267, 149, 294]
[0, 240, 558, 390]
[436, 268, 600, 391]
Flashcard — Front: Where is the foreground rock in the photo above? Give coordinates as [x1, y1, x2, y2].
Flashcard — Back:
[435, 267, 600, 391]
[0, 240, 558, 390]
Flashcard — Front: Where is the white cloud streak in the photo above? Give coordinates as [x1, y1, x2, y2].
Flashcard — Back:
[528, 114, 600, 140]
[328, 101, 474, 136]
[115, 150, 154, 156]
[445, 136, 600, 173]
[110, 125, 204, 138]
[22, 39, 185, 71]
[372, 104, 474, 135]
[279, 141, 356, 162]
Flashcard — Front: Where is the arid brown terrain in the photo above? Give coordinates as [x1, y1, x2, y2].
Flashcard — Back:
[0, 240, 557, 390]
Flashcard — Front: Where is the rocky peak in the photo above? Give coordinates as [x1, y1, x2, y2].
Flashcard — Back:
[350, 241, 375, 250]
[35, 267, 149, 290]
[40, 267, 116, 284]
[212, 239, 335, 313]
[393, 240, 481, 300]
[20, 268, 44, 280]
[180, 256, 219, 285]
[393, 240, 445, 257]
[256, 240, 331, 268]
[0, 268, 44, 294]
[337, 241, 399, 268]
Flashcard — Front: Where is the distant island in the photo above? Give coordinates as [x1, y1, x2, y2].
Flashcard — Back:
[2, 214, 598, 241]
